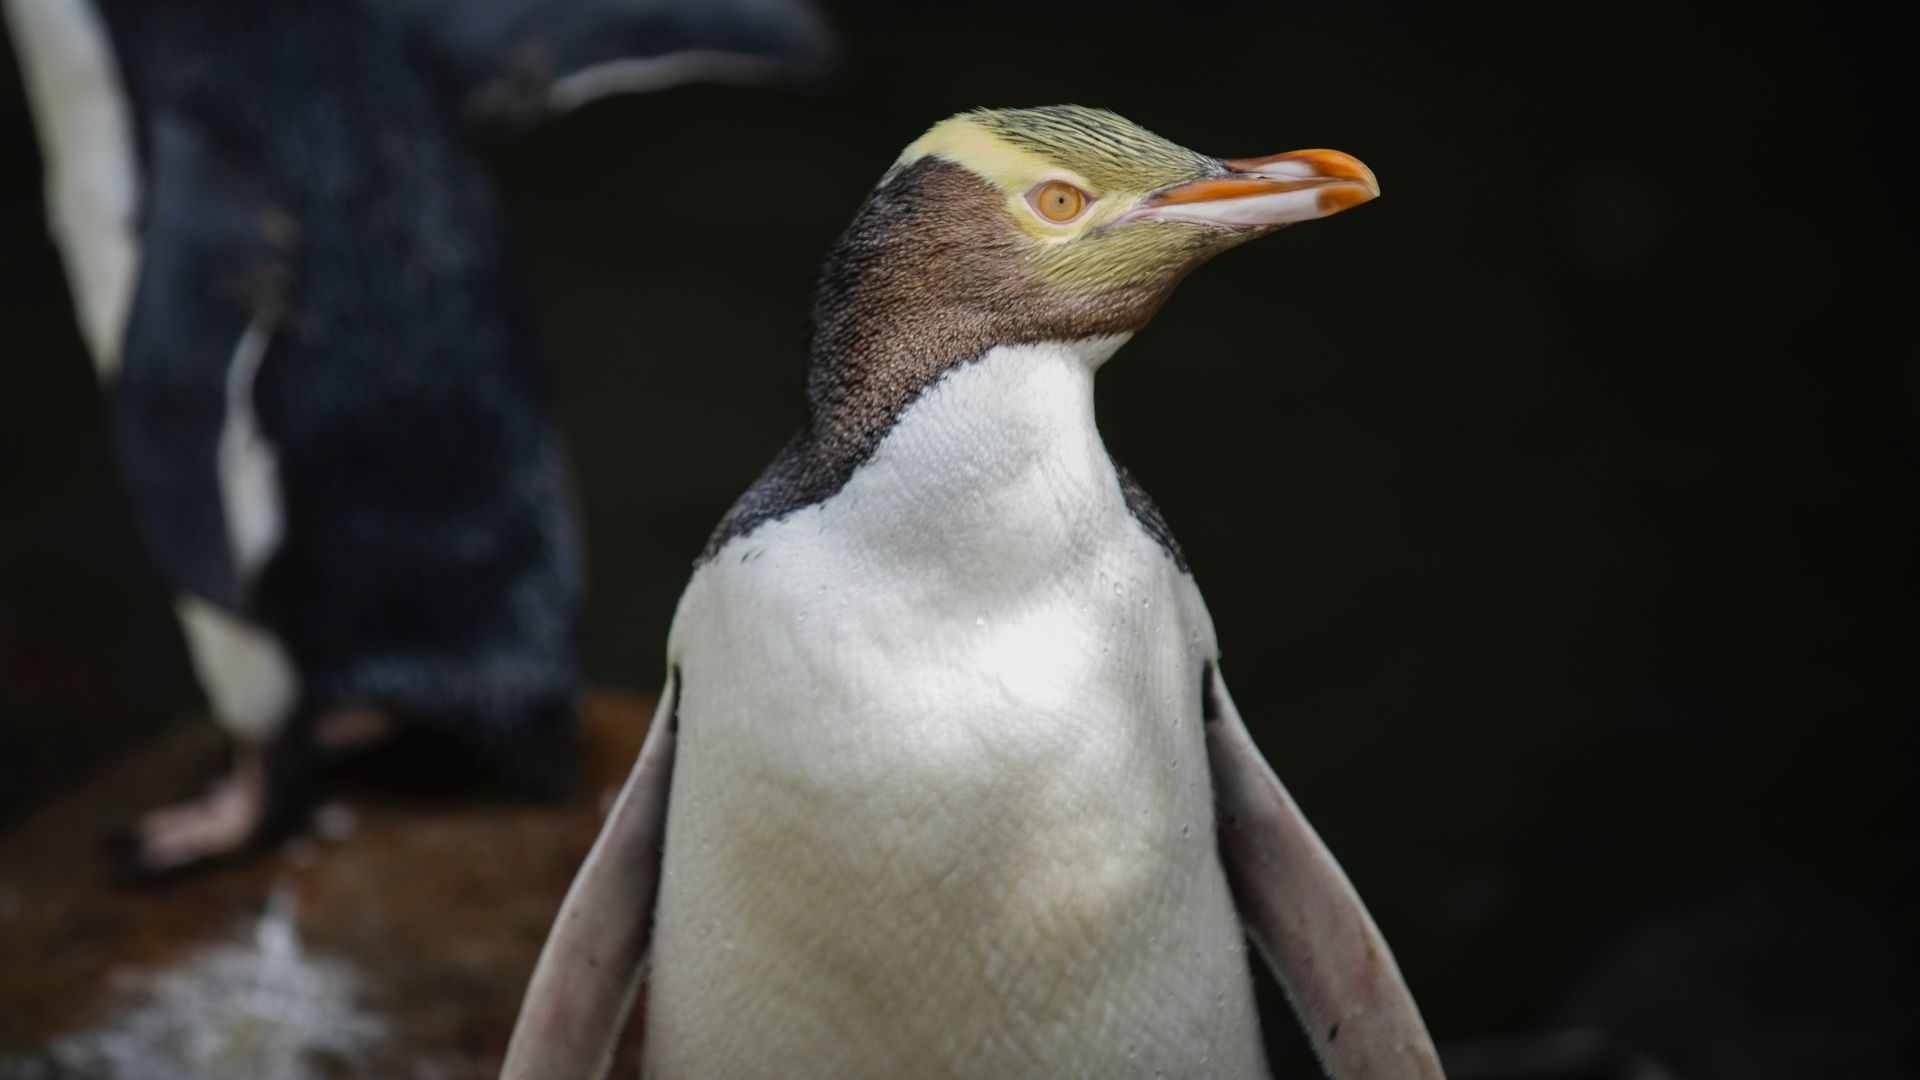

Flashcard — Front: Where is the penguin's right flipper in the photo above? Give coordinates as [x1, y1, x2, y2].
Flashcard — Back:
[502, 672, 680, 1080]
[384, 0, 839, 124]
[1202, 662, 1447, 1080]
[112, 110, 297, 610]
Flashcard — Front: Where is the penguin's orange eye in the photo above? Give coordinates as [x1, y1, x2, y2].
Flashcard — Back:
[1027, 181, 1090, 223]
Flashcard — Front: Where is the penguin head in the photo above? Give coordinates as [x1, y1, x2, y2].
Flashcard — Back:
[901, 105, 1375, 290]
[811, 105, 1378, 368]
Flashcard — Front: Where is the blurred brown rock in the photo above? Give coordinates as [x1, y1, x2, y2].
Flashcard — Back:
[0, 690, 654, 1080]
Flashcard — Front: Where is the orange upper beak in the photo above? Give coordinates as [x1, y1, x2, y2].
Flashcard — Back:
[1131, 149, 1380, 228]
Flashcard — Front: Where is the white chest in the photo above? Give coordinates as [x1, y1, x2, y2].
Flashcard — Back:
[646, 342, 1265, 1078]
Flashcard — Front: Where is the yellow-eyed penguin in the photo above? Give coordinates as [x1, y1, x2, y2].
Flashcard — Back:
[504, 105, 1443, 1079]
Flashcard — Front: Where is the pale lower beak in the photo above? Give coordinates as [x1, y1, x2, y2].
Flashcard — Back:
[1130, 149, 1380, 228]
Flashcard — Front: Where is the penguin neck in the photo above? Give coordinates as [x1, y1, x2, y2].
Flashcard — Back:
[818, 335, 1131, 573]
[702, 159, 1172, 563]
[798, 158, 1170, 479]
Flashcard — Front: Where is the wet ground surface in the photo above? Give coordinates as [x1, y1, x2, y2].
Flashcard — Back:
[0, 691, 656, 1080]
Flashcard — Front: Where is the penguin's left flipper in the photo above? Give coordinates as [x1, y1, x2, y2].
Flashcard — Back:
[1203, 663, 1448, 1080]
[385, 0, 839, 124]
[502, 673, 680, 1080]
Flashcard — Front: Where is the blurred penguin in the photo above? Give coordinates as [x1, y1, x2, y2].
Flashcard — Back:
[1, 0, 835, 874]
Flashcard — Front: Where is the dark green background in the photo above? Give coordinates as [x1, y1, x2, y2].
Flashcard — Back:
[3, 0, 1914, 1069]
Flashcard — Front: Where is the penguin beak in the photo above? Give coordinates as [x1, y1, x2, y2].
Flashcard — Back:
[1129, 149, 1380, 229]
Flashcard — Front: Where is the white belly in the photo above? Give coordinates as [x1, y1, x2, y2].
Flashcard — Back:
[646, 342, 1266, 1078]
[3, 0, 141, 376]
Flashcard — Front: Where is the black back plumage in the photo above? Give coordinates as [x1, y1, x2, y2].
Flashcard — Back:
[99, 0, 580, 776]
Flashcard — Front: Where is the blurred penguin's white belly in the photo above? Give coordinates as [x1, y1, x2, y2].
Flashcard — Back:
[645, 344, 1266, 1078]
[3, 0, 141, 374]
